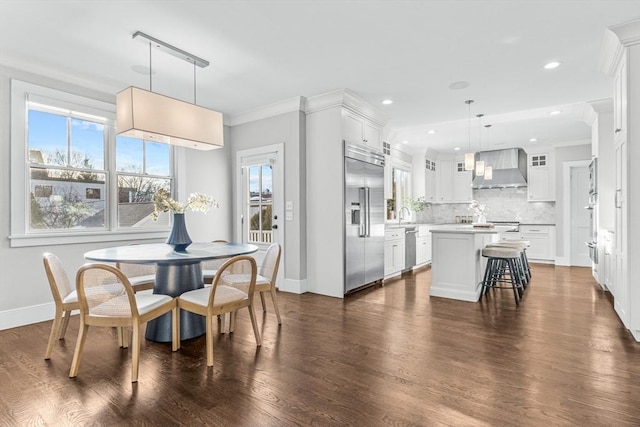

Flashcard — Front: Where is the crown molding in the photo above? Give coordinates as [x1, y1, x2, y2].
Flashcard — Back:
[226, 96, 305, 126]
[305, 88, 389, 126]
[599, 19, 640, 77]
[580, 98, 613, 125]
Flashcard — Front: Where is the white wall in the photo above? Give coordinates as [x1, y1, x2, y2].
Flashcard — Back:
[0, 65, 232, 329]
[554, 144, 593, 258]
[229, 111, 307, 293]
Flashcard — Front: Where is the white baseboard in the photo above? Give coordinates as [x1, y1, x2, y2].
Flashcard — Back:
[281, 278, 307, 294]
[555, 256, 570, 266]
[0, 302, 70, 330]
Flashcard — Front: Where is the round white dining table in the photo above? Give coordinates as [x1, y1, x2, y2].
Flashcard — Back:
[84, 242, 258, 342]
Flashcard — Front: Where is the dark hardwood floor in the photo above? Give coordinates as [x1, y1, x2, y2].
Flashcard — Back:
[1, 265, 639, 426]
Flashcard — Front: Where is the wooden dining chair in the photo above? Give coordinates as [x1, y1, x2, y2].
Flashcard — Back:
[202, 240, 229, 284]
[69, 263, 179, 382]
[223, 243, 282, 324]
[115, 262, 156, 293]
[178, 255, 261, 367]
[42, 253, 80, 360]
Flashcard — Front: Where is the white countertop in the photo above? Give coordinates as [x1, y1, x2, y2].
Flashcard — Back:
[429, 224, 516, 234]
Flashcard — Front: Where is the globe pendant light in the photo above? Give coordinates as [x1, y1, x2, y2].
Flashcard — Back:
[475, 113, 485, 176]
[464, 100, 475, 171]
[484, 124, 493, 180]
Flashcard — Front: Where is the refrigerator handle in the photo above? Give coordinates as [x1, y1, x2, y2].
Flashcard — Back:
[365, 187, 371, 237]
[359, 187, 366, 237]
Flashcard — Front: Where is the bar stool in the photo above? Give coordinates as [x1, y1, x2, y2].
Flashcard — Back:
[488, 240, 531, 285]
[480, 246, 526, 305]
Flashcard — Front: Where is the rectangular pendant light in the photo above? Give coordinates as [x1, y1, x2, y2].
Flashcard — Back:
[475, 160, 485, 176]
[465, 152, 475, 170]
[117, 87, 224, 151]
[485, 166, 493, 180]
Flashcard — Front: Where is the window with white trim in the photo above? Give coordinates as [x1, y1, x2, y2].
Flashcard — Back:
[10, 80, 174, 246]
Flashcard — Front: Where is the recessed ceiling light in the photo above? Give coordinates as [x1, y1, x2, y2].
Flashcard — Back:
[529, 138, 538, 142]
[454, 147, 460, 151]
[549, 110, 562, 115]
[382, 99, 393, 105]
[131, 65, 156, 75]
[448, 81, 470, 90]
[544, 61, 561, 70]
[402, 140, 409, 144]
[428, 130, 437, 134]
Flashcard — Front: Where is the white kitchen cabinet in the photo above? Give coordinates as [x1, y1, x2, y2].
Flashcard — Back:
[424, 158, 437, 203]
[384, 228, 405, 277]
[435, 158, 472, 203]
[453, 161, 473, 202]
[343, 111, 382, 151]
[416, 225, 432, 265]
[520, 225, 555, 262]
[527, 153, 555, 202]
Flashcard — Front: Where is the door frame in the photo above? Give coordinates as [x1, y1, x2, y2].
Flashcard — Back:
[235, 143, 285, 286]
[561, 160, 591, 266]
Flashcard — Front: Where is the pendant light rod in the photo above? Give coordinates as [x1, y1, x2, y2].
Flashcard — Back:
[148, 42, 152, 92]
[133, 31, 209, 68]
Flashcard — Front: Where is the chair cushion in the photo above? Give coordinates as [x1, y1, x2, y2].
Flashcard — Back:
[62, 290, 78, 304]
[127, 274, 155, 286]
[89, 293, 171, 317]
[179, 285, 248, 308]
[134, 293, 173, 316]
[220, 274, 270, 293]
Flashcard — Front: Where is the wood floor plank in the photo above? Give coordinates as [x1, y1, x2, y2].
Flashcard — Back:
[1, 265, 639, 426]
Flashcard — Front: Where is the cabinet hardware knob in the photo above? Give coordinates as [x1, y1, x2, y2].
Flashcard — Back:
[615, 128, 621, 133]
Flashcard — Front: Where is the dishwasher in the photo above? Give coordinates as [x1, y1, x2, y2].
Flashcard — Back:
[404, 227, 418, 270]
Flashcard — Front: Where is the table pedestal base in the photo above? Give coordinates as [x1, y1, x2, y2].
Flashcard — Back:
[145, 260, 205, 342]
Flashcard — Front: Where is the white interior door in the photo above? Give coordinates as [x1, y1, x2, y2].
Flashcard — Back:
[570, 165, 591, 267]
[236, 144, 284, 287]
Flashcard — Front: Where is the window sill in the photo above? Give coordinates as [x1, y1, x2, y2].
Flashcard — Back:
[9, 229, 170, 248]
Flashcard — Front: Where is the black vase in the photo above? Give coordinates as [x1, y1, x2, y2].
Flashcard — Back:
[167, 213, 192, 252]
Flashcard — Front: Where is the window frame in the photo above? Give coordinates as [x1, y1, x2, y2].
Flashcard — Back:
[10, 79, 174, 247]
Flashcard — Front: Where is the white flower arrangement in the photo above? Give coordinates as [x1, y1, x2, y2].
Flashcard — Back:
[468, 200, 487, 217]
[151, 189, 218, 220]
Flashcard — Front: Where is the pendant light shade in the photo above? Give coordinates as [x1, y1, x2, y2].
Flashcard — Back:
[484, 166, 493, 180]
[484, 124, 493, 180]
[464, 100, 474, 171]
[117, 87, 224, 151]
[116, 31, 224, 151]
[475, 113, 484, 176]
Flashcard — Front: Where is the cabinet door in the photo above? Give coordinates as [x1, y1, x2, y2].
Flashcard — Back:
[416, 237, 428, 264]
[364, 121, 382, 151]
[437, 160, 454, 202]
[424, 159, 437, 202]
[521, 233, 550, 260]
[528, 168, 550, 201]
[344, 113, 364, 144]
[384, 239, 404, 276]
[453, 162, 472, 202]
[614, 56, 627, 137]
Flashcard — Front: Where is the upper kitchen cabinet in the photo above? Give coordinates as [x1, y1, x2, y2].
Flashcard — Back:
[613, 54, 628, 141]
[436, 156, 472, 203]
[424, 157, 437, 203]
[343, 110, 383, 152]
[527, 152, 555, 202]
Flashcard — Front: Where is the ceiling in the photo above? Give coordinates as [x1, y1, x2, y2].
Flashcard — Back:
[1, 1, 638, 155]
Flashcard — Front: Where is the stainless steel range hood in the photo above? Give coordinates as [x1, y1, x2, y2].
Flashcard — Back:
[472, 148, 528, 189]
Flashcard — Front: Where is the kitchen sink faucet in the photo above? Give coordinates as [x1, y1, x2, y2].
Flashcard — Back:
[398, 206, 411, 224]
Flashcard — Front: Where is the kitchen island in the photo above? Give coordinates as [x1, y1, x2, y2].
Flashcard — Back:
[429, 225, 514, 302]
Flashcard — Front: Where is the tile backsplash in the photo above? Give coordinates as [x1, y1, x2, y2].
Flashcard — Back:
[414, 187, 555, 224]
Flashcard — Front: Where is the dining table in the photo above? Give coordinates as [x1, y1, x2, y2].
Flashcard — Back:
[84, 242, 259, 342]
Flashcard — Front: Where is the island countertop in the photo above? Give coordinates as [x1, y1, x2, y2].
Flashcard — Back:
[429, 224, 517, 234]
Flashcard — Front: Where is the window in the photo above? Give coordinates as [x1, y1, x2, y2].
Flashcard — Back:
[11, 80, 174, 246]
[457, 162, 465, 172]
[245, 163, 273, 244]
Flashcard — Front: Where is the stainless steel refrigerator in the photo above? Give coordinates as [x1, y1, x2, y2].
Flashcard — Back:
[344, 143, 385, 293]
